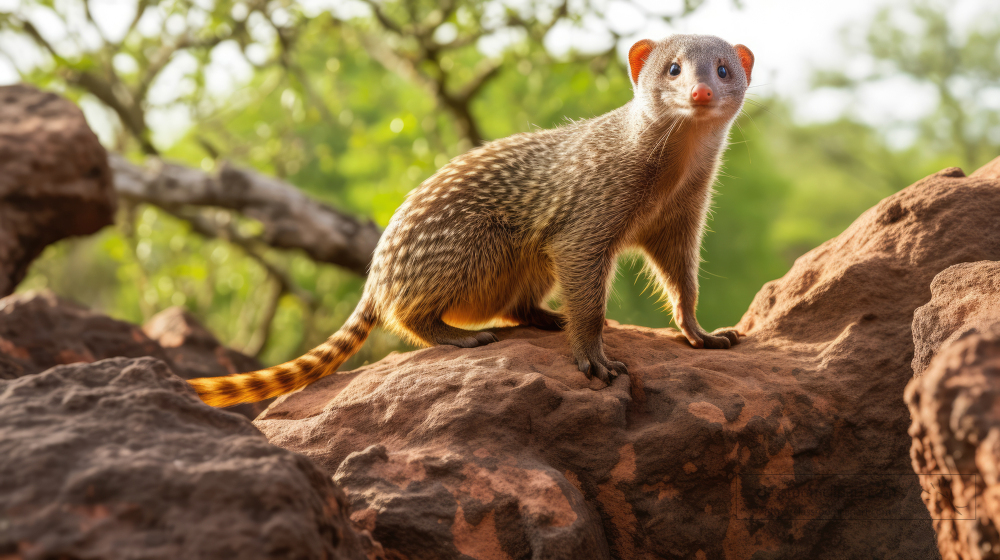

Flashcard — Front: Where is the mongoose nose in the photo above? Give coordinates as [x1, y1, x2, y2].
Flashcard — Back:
[691, 83, 714, 105]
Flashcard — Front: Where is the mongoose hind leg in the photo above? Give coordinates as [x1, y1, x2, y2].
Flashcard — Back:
[413, 319, 500, 348]
[506, 305, 565, 331]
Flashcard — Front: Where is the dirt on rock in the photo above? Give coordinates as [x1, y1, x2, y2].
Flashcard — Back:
[0, 356, 379, 560]
[255, 158, 1000, 559]
[0, 84, 115, 297]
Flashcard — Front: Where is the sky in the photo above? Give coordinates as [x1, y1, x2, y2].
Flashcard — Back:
[0, 0, 996, 148]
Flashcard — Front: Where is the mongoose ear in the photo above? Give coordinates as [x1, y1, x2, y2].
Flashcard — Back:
[628, 39, 655, 85]
[734, 44, 754, 85]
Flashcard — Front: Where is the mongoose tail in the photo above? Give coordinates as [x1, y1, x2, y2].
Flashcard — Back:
[188, 296, 377, 407]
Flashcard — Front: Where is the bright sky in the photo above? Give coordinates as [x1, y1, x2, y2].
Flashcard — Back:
[0, 0, 996, 148]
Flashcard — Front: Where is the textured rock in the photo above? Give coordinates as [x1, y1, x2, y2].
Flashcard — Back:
[256, 157, 1000, 558]
[911, 262, 1000, 376]
[143, 306, 276, 418]
[0, 84, 115, 297]
[905, 259, 1000, 560]
[0, 290, 266, 419]
[906, 326, 1000, 560]
[0, 356, 376, 560]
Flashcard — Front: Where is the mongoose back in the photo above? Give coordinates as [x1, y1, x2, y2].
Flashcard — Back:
[190, 34, 755, 407]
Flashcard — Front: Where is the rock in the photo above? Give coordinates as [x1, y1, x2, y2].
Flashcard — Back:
[255, 157, 1000, 558]
[0, 290, 168, 379]
[905, 259, 1000, 560]
[0, 356, 378, 560]
[0, 290, 266, 419]
[906, 325, 1000, 560]
[143, 306, 276, 418]
[0, 84, 115, 297]
[911, 262, 1000, 377]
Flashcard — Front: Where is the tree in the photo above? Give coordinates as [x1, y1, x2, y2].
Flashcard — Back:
[813, 0, 1000, 169]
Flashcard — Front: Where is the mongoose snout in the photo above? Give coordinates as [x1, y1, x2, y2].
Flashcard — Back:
[189, 34, 756, 407]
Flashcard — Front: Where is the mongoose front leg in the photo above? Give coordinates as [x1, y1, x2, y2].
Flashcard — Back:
[641, 206, 741, 349]
[555, 249, 628, 383]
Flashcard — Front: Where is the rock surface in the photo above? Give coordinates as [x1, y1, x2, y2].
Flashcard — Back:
[0, 84, 115, 297]
[255, 159, 1000, 559]
[256, 157, 1000, 558]
[907, 325, 1000, 560]
[0, 290, 267, 419]
[0, 356, 376, 560]
[911, 262, 1000, 377]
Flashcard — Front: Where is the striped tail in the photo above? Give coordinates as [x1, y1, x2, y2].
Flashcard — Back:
[188, 296, 378, 407]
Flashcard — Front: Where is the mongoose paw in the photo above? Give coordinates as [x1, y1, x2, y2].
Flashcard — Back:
[683, 327, 741, 350]
[711, 328, 742, 346]
[577, 357, 628, 384]
[441, 331, 499, 348]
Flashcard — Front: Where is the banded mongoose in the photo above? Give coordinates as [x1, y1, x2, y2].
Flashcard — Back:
[190, 34, 755, 407]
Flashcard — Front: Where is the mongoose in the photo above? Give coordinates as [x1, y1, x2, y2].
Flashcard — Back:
[190, 34, 754, 407]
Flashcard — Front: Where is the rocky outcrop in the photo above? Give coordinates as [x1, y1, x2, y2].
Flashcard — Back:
[0, 84, 115, 297]
[907, 325, 1000, 560]
[911, 262, 1000, 377]
[255, 158, 1000, 558]
[906, 261, 1000, 560]
[0, 356, 377, 560]
[0, 290, 267, 419]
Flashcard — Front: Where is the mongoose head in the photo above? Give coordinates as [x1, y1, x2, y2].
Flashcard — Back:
[628, 35, 754, 125]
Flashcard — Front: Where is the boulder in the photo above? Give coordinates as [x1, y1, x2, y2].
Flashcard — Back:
[0, 356, 378, 560]
[0, 84, 115, 297]
[911, 262, 1000, 377]
[906, 325, 1000, 560]
[255, 158, 1000, 559]
[0, 290, 267, 419]
[905, 260, 1000, 560]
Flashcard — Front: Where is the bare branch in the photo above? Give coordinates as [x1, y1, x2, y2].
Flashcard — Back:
[359, 0, 406, 35]
[110, 154, 382, 276]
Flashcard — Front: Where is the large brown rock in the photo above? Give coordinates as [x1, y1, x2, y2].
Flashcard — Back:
[907, 326, 1000, 560]
[0, 84, 115, 297]
[0, 290, 266, 419]
[0, 356, 376, 559]
[911, 262, 1000, 377]
[255, 157, 1000, 558]
[905, 260, 1000, 560]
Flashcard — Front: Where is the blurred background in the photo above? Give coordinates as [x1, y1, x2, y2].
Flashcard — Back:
[1, 0, 998, 368]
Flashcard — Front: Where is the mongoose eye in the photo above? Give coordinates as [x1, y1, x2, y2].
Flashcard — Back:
[718, 66, 727, 78]
[669, 63, 681, 76]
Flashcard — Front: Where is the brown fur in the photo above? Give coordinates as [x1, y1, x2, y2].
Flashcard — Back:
[189, 34, 754, 407]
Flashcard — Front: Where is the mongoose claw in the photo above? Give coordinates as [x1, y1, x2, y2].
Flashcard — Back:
[577, 356, 629, 385]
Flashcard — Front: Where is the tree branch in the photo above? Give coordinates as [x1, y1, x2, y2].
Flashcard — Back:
[110, 154, 382, 276]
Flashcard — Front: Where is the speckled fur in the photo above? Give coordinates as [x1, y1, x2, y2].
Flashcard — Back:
[189, 34, 754, 407]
